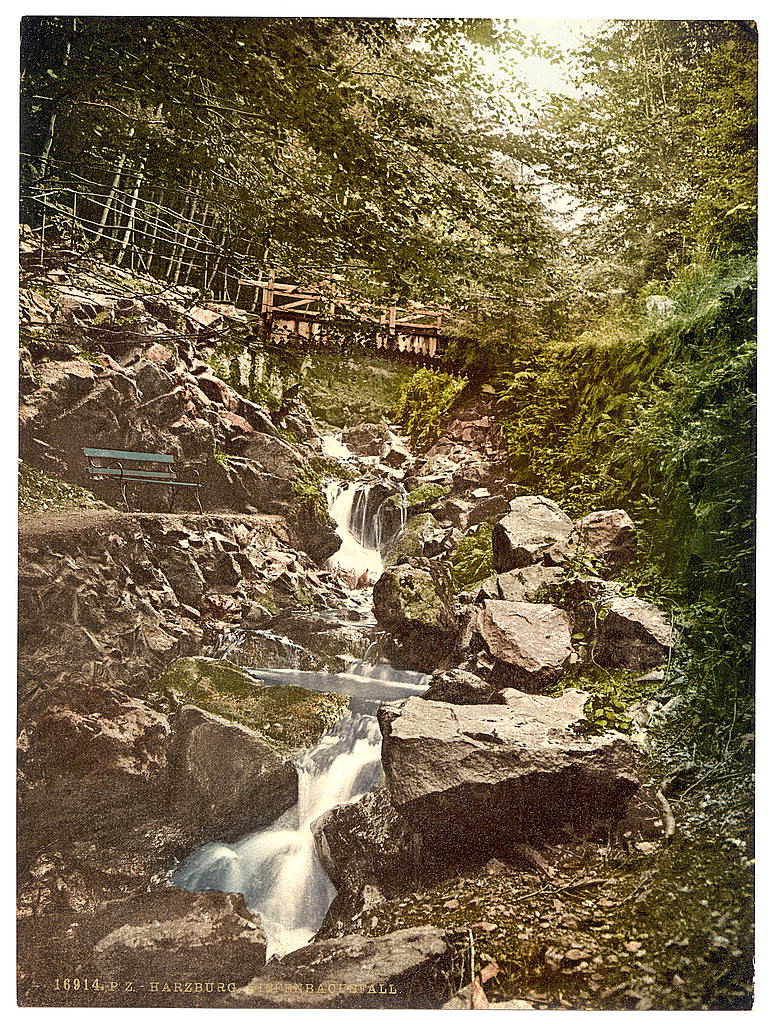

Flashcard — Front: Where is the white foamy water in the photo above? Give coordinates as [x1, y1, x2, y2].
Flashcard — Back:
[326, 481, 385, 580]
[173, 661, 429, 957]
[321, 434, 353, 459]
[173, 714, 382, 956]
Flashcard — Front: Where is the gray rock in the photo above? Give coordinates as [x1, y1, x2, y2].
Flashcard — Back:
[595, 597, 675, 671]
[373, 563, 454, 635]
[378, 693, 641, 854]
[492, 495, 573, 572]
[555, 509, 637, 577]
[373, 562, 464, 673]
[314, 789, 418, 891]
[230, 926, 452, 1008]
[158, 547, 207, 607]
[467, 494, 509, 528]
[495, 564, 566, 603]
[381, 431, 414, 469]
[87, 889, 266, 1003]
[169, 705, 298, 840]
[341, 421, 392, 456]
[385, 513, 450, 565]
[476, 599, 573, 690]
[424, 668, 495, 705]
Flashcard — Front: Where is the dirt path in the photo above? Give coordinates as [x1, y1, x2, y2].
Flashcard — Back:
[19, 508, 285, 545]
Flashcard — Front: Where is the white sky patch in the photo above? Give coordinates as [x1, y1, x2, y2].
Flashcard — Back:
[486, 19, 607, 107]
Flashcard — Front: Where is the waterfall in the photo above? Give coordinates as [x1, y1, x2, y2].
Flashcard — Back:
[325, 482, 384, 580]
[321, 434, 353, 460]
[173, 713, 383, 957]
[173, 662, 429, 958]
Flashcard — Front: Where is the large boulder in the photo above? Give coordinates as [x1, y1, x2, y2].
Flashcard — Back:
[341, 421, 392, 457]
[230, 927, 452, 1008]
[381, 431, 414, 469]
[595, 597, 675, 671]
[385, 513, 450, 565]
[495, 564, 566, 603]
[87, 889, 266, 1002]
[314, 788, 420, 895]
[476, 600, 573, 690]
[492, 495, 573, 572]
[553, 509, 637, 577]
[378, 693, 641, 854]
[373, 563, 465, 672]
[169, 705, 298, 841]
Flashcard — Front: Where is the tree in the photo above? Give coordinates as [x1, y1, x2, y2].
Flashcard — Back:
[20, 16, 554, 303]
[525, 20, 757, 290]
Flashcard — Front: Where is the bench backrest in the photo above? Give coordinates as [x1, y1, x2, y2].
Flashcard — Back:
[83, 447, 175, 464]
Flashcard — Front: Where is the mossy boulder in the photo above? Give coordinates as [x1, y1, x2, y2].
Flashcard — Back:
[372, 563, 469, 673]
[385, 513, 450, 566]
[147, 656, 349, 752]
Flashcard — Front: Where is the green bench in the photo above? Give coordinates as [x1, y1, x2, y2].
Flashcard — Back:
[83, 447, 203, 513]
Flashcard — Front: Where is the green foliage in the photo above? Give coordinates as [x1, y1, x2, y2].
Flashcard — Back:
[290, 464, 328, 522]
[21, 16, 553, 300]
[527, 20, 756, 289]
[300, 352, 414, 429]
[450, 522, 494, 591]
[211, 446, 231, 470]
[395, 368, 467, 449]
[494, 259, 755, 728]
[18, 460, 111, 515]
[548, 664, 660, 735]
[406, 482, 450, 508]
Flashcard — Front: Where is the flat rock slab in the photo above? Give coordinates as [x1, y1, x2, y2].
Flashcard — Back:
[230, 926, 452, 1008]
[378, 694, 641, 854]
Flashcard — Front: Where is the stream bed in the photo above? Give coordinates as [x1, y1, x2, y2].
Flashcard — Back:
[173, 434, 426, 956]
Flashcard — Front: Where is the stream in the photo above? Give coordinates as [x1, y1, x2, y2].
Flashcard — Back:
[173, 434, 427, 957]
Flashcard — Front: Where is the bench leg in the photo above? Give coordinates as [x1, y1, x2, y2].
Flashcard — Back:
[120, 480, 131, 512]
[195, 488, 203, 515]
[168, 486, 177, 513]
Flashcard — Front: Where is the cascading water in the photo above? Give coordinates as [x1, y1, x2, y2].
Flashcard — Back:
[173, 664, 428, 957]
[174, 427, 424, 958]
[326, 481, 386, 580]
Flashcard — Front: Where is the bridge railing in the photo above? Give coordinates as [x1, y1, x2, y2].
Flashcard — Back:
[240, 273, 452, 364]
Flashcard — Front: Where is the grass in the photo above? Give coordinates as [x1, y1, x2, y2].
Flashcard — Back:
[18, 461, 111, 516]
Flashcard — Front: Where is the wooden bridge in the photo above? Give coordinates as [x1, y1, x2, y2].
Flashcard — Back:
[239, 272, 453, 365]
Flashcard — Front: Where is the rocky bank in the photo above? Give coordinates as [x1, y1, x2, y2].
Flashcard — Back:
[19, 234, 735, 1011]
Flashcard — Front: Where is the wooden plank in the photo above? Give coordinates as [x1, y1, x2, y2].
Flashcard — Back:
[273, 296, 321, 312]
[83, 447, 174, 463]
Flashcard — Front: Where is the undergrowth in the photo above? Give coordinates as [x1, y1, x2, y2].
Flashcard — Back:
[395, 367, 467, 450]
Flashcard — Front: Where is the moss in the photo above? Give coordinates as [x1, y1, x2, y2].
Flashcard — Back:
[384, 569, 449, 628]
[450, 523, 495, 591]
[18, 461, 111, 516]
[147, 656, 349, 751]
[408, 482, 450, 508]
